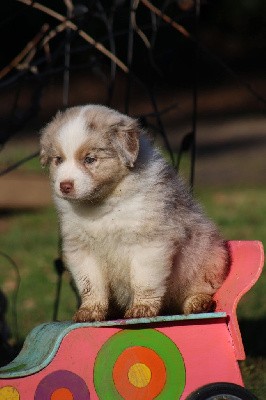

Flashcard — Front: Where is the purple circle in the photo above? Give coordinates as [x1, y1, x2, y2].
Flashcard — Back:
[34, 370, 90, 399]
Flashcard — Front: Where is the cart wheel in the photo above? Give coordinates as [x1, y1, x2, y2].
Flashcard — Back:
[186, 382, 258, 400]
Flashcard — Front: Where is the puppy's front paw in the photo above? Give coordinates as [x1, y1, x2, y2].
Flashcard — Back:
[183, 294, 216, 315]
[124, 304, 159, 319]
[73, 305, 107, 322]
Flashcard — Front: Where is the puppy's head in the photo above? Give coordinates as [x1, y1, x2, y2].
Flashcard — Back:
[40, 105, 140, 202]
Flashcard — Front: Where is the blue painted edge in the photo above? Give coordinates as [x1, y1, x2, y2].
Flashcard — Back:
[0, 312, 226, 379]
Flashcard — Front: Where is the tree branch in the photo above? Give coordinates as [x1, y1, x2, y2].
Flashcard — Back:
[140, 0, 191, 39]
[17, 0, 129, 73]
[0, 24, 49, 79]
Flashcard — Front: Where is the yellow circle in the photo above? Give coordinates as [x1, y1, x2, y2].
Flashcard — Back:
[0, 386, 20, 400]
[127, 363, 152, 388]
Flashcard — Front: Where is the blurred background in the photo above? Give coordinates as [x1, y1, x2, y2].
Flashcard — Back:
[0, 0, 265, 396]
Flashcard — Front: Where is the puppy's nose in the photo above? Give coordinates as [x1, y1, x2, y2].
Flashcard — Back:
[60, 180, 74, 194]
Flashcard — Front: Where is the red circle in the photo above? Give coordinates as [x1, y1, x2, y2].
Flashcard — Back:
[112, 346, 166, 400]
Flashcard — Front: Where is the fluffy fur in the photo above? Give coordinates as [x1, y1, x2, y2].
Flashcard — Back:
[40, 105, 229, 322]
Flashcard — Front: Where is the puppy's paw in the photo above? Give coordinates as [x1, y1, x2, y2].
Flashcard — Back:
[124, 304, 159, 319]
[183, 294, 216, 315]
[73, 305, 107, 322]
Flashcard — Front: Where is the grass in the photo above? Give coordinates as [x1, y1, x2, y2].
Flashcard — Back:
[0, 145, 40, 174]
[0, 207, 77, 339]
[0, 186, 265, 397]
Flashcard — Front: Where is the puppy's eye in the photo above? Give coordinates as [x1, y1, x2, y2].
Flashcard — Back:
[84, 156, 96, 164]
[54, 156, 63, 166]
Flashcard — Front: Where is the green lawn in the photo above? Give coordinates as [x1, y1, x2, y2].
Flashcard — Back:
[0, 186, 265, 397]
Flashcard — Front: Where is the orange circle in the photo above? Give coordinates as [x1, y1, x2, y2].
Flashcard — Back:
[113, 346, 166, 400]
[51, 388, 74, 400]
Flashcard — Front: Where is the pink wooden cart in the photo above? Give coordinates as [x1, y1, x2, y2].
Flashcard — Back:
[0, 240, 264, 400]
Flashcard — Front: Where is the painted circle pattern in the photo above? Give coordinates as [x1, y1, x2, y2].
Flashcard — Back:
[94, 329, 186, 399]
[113, 346, 166, 399]
[34, 370, 90, 399]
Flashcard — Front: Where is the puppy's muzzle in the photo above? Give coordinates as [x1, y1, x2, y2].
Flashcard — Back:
[60, 180, 74, 194]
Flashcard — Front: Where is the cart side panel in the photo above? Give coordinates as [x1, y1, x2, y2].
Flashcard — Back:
[0, 319, 243, 399]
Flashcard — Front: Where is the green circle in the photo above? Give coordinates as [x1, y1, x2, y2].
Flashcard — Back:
[94, 329, 186, 399]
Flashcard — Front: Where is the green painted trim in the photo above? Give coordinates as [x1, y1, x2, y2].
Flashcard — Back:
[0, 312, 226, 379]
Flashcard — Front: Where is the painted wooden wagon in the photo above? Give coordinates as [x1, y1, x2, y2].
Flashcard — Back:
[0, 240, 264, 400]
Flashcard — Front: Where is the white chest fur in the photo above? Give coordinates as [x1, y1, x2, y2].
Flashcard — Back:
[57, 191, 151, 253]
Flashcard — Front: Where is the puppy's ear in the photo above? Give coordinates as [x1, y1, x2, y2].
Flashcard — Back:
[112, 119, 140, 168]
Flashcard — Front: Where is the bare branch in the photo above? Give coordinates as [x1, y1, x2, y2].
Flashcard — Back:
[140, 0, 191, 39]
[16, 46, 38, 73]
[17, 0, 129, 73]
[0, 24, 49, 79]
[42, 22, 68, 46]
[131, 0, 151, 48]
[63, 0, 74, 15]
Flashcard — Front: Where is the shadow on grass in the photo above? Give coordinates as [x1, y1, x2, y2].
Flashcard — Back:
[197, 135, 266, 158]
[239, 320, 266, 399]
[0, 290, 23, 368]
[240, 319, 266, 357]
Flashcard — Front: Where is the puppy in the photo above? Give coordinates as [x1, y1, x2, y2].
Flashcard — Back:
[40, 105, 229, 322]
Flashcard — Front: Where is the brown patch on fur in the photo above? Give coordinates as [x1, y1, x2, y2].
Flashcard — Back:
[75, 141, 94, 165]
[47, 147, 66, 175]
[88, 121, 97, 130]
[83, 109, 104, 133]
[40, 108, 80, 166]
[51, 144, 66, 160]
[74, 140, 116, 165]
